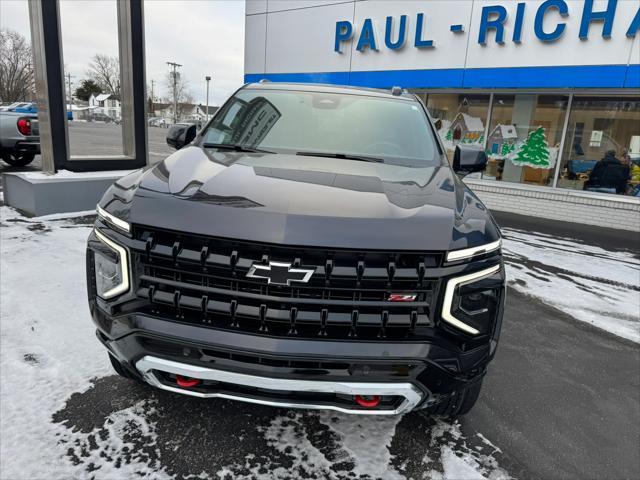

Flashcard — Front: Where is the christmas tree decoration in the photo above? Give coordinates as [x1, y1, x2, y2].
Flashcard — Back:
[501, 142, 515, 156]
[445, 129, 453, 141]
[511, 127, 550, 169]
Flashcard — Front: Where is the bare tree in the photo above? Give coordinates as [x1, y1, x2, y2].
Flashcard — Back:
[0, 29, 35, 103]
[165, 70, 193, 121]
[86, 54, 120, 97]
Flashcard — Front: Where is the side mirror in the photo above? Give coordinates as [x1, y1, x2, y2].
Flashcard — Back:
[453, 145, 488, 177]
[166, 124, 197, 150]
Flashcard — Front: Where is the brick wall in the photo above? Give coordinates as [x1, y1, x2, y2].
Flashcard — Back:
[465, 180, 640, 232]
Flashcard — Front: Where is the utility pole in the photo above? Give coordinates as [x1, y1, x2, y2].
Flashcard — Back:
[150, 79, 155, 116]
[166, 61, 182, 123]
[205, 75, 211, 121]
[65, 72, 74, 106]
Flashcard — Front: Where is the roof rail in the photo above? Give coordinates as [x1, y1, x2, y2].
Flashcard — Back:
[390, 86, 403, 96]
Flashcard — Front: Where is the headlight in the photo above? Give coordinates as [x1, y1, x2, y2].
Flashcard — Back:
[93, 229, 130, 299]
[446, 239, 501, 262]
[442, 265, 501, 335]
[96, 204, 130, 233]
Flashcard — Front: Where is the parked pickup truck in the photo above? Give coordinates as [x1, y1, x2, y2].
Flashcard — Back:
[0, 110, 40, 167]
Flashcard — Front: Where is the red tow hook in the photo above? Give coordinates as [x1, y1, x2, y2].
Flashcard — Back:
[176, 375, 201, 388]
[355, 395, 381, 408]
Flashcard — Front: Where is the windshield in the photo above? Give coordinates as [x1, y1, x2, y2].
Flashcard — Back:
[200, 89, 442, 167]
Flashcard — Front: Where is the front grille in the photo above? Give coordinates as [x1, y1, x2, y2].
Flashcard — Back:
[130, 225, 443, 340]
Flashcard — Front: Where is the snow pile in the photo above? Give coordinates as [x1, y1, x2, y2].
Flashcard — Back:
[502, 227, 640, 343]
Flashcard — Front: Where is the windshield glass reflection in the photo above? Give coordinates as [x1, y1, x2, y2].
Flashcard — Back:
[201, 89, 441, 167]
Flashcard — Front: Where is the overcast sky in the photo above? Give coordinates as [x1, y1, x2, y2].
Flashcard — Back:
[0, 0, 245, 106]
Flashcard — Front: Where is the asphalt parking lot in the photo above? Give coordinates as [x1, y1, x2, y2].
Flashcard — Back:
[0, 121, 173, 173]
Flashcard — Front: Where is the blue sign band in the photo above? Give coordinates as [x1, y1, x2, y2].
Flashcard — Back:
[245, 64, 639, 89]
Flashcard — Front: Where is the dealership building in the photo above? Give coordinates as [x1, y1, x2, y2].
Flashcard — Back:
[244, 0, 640, 231]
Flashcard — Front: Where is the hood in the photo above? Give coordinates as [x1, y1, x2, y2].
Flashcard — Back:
[101, 146, 500, 251]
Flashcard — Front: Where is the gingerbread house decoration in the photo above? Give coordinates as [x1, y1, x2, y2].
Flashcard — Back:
[448, 112, 485, 143]
[487, 124, 518, 155]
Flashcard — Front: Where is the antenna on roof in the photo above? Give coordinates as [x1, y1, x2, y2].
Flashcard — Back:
[390, 86, 403, 96]
[259, 79, 271, 83]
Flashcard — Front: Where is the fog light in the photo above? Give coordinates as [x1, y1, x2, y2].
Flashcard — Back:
[459, 290, 492, 316]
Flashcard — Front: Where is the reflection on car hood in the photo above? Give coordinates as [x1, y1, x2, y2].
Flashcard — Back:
[103, 146, 500, 251]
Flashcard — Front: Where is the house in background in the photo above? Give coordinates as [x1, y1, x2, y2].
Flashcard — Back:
[487, 124, 518, 155]
[150, 102, 219, 123]
[88, 93, 121, 120]
[149, 102, 171, 118]
[68, 100, 94, 121]
[198, 104, 219, 120]
[448, 112, 484, 143]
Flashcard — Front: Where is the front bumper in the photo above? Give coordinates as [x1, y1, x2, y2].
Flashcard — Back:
[92, 304, 498, 415]
[136, 355, 423, 414]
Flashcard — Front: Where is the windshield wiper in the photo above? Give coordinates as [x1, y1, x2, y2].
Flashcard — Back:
[296, 151, 384, 163]
[202, 143, 274, 154]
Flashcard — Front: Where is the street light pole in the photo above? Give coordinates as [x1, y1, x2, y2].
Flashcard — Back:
[205, 75, 211, 121]
[65, 72, 74, 106]
[166, 61, 182, 123]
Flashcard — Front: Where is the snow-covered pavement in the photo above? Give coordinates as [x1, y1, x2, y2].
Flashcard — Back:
[1, 205, 638, 479]
[502, 227, 640, 343]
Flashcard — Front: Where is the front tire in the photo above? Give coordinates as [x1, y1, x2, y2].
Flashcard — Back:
[1, 152, 35, 167]
[427, 379, 483, 417]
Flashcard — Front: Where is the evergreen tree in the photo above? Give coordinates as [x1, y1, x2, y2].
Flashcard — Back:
[445, 129, 453, 141]
[512, 127, 550, 168]
[74, 79, 102, 101]
[501, 142, 514, 156]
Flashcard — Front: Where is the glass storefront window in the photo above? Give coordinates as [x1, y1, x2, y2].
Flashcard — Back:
[422, 94, 491, 162]
[483, 94, 569, 186]
[558, 96, 640, 196]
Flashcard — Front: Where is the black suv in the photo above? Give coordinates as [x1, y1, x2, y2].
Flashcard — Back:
[87, 83, 505, 416]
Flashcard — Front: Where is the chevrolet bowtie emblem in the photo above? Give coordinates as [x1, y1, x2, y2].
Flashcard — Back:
[246, 261, 315, 286]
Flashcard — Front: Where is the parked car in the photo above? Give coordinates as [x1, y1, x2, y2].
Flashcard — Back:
[88, 83, 505, 416]
[7, 102, 73, 120]
[148, 117, 167, 127]
[0, 111, 39, 167]
[91, 112, 115, 123]
[0, 102, 32, 112]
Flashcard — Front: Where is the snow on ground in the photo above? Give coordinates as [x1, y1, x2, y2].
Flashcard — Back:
[215, 412, 508, 479]
[0, 203, 636, 479]
[502, 227, 640, 343]
[0, 207, 174, 479]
